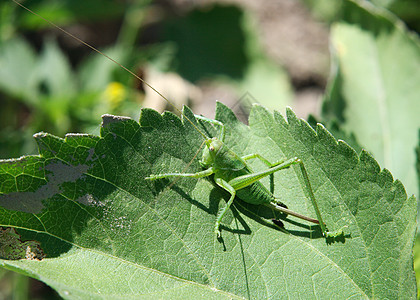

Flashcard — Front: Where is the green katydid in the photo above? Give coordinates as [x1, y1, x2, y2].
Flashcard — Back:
[146, 115, 344, 238]
[13, 0, 345, 239]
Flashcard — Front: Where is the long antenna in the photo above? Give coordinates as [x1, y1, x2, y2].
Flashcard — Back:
[12, 0, 208, 140]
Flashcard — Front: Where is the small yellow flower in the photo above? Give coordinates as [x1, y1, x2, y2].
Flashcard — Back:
[104, 82, 126, 109]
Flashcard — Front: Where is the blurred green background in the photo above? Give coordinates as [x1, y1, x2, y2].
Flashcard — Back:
[0, 0, 419, 298]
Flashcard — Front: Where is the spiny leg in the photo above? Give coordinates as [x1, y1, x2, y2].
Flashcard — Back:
[146, 167, 214, 180]
[227, 157, 299, 190]
[294, 159, 345, 238]
[147, 168, 236, 238]
[241, 153, 285, 199]
[241, 153, 285, 168]
[273, 158, 344, 238]
[213, 177, 237, 238]
[227, 157, 344, 237]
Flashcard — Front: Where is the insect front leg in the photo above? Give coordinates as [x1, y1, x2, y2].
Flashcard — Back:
[145, 167, 214, 180]
[213, 177, 237, 238]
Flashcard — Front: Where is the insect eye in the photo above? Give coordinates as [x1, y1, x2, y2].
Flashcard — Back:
[209, 146, 215, 152]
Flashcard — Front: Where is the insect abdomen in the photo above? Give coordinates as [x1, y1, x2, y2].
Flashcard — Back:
[236, 182, 274, 205]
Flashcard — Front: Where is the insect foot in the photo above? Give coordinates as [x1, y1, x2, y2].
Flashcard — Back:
[325, 226, 347, 238]
[215, 227, 222, 239]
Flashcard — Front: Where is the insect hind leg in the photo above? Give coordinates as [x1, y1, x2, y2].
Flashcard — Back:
[241, 154, 287, 195]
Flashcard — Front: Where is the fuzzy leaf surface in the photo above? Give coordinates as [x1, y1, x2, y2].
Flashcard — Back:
[0, 103, 416, 299]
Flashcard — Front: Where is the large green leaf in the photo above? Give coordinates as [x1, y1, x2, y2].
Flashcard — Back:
[322, 0, 420, 197]
[0, 103, 416, 298]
